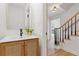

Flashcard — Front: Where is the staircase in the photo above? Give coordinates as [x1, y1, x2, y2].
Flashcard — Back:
[54, 12, 79, 55]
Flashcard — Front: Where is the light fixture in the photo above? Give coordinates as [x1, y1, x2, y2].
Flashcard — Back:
[52, 6, 57, 12]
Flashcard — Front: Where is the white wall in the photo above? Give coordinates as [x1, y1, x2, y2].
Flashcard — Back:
[60, 4, 79, 26]
[30, 3, 47, 56]
[0, 3, 7, 37]
[6, 4, 26, 30]
[43, 4, 47, 56]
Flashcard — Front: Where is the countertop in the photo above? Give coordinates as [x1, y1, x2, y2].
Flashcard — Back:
[0, 30, 38, 43]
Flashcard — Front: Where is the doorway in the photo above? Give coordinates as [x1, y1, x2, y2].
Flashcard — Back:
[47, 17, 60, 55]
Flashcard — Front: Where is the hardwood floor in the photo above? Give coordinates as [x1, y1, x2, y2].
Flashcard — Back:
[48, 49, 76, 56]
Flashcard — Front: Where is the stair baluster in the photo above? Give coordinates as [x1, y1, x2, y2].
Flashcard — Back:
[71, 18, 73, 35]
[65, 24, 66, 39]
[68, 22, 69, 39]
[60, 28, 61, 42]
[75, 16, 76, 35]
[62, 27, 64, 42]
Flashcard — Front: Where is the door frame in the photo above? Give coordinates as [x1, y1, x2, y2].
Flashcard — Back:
[43, 3, 48, 56]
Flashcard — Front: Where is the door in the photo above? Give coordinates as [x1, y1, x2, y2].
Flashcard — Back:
[0, 41, 24, 56]
[25, 39, 39, 56]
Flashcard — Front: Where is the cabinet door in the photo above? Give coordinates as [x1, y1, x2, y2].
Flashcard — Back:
[25, 39, 39, 56]
[0, 41, 24, 56]
[0, 45, 5, 56]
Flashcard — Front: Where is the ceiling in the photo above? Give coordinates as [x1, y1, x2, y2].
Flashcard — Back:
[48, 3, 75, 19]
[8, 3, 27, 7]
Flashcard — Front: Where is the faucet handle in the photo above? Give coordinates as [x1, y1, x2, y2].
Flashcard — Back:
[20, 29, 22, 33]
[20, 28, 23, 37]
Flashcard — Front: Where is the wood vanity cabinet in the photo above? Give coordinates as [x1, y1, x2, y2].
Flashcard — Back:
[0, 38, 39, 56]
[25, 39, 39, 56]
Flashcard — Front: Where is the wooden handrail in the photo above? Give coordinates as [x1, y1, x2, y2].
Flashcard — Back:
[59, 12, 79, 28]
[61, 19, 79, 31]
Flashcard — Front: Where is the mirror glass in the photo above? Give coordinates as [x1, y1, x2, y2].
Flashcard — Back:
[6, 3, 31, 30]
